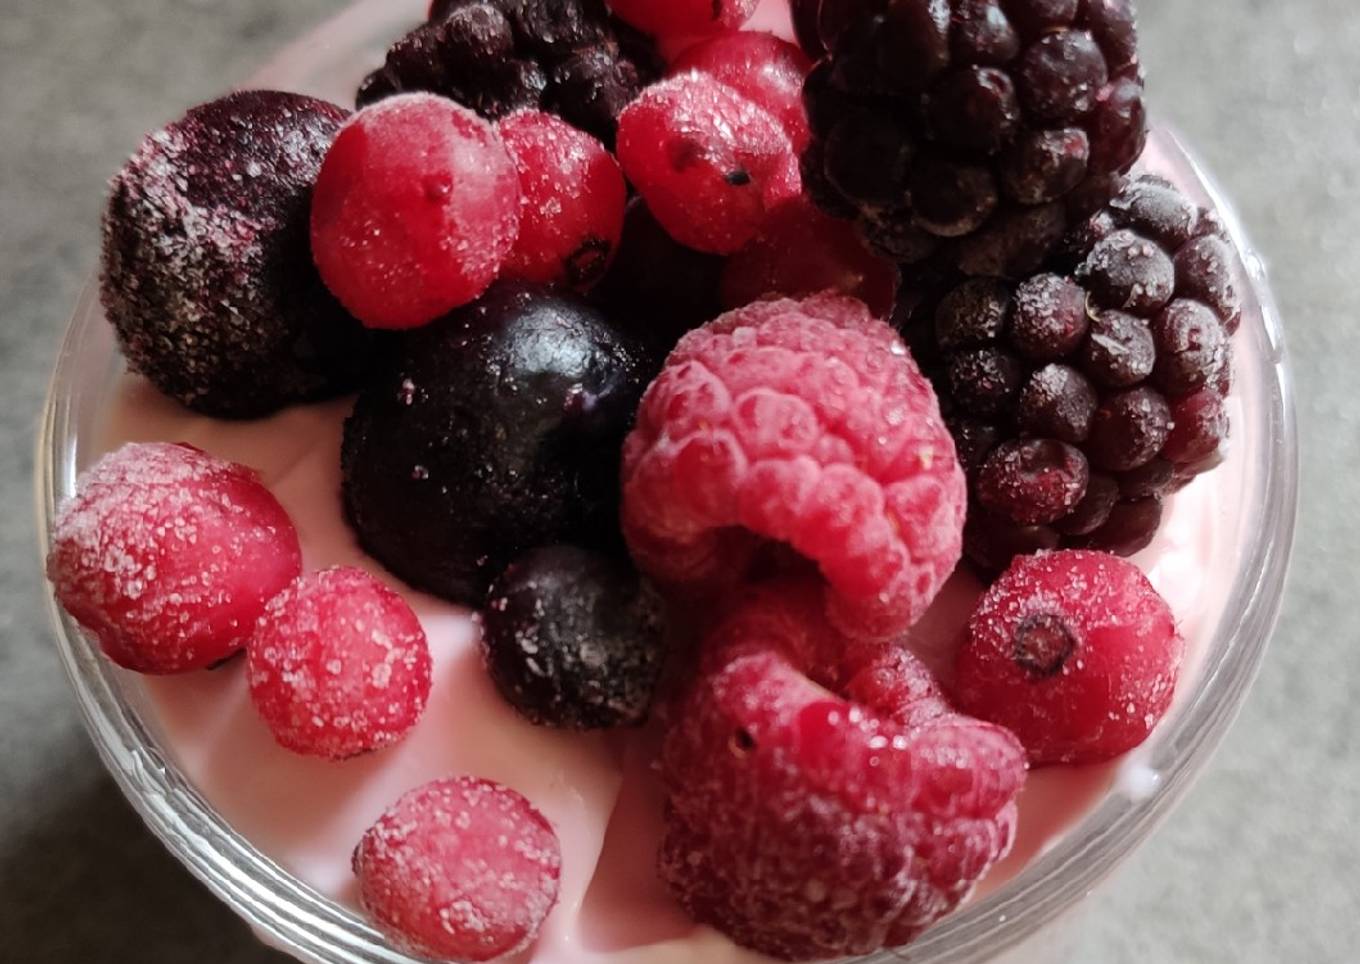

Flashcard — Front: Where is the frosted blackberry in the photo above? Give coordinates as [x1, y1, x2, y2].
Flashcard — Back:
[359, 0, 662, 147]
[801, 0, 1146, 277]
[899, 175, 1243, 575]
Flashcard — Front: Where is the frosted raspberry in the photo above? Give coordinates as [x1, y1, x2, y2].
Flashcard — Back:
[622, 293, 965, 642]
[247, 567, 432, 759]
[609, 0, 757, 39]
[955, 549, 1182, 765]
[46, 443, 301, 674]
[499, 110, 627, 289]
[660, 582, 1025, 959]
[616, 73, 800, 255]
[354, 777, 561, 961]
[310, 93, 520, 329]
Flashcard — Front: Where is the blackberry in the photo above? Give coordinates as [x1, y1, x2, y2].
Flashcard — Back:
[799, 0, 1146, 278]
[898, 175, 1241, 575]
[358, 0, 662, 147]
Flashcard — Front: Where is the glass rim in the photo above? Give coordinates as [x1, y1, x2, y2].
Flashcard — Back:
[34, 5, 1299, 962]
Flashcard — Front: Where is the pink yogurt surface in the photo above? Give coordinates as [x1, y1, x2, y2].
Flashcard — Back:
[90, 2, 1253, 961]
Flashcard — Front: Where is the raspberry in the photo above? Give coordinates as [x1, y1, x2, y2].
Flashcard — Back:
[955, 549, 1182, 764]
[499, 110, 627, 289]
[482, 546, 668, 729]
[246, 568, 432, 759]
[621, 293, 966, 642]
[100, 91, 373, 418]
[354, 777, 561, 962]
[310, 94, 521, 329]
[802, 0, 1147, 276]
[46, 443, 301, 674]
[720, 197, 899, 317]
[616, 73, 801, 255]
[361, 0, 662, 148]
[671, 32, 813, 153]
[898, 176, 1240, 574]
[609, 0, 757, 39]
[660, 582, 1025, 959]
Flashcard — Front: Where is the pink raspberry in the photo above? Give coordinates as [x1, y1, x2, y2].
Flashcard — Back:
[621, 293, 967, 642]
[354, 776, 561, 962]
[498, 110, 627, 290]
[609, 0, 757, 39]
[955, 549, 1183, 765]
[670, 31, 813, 153]
[247, 567, 432, 760]
[616, 73, 800, 255]
[311, 93, 520, 329]
[660, 583, 1026, 960]
[46, 442, 301, 674]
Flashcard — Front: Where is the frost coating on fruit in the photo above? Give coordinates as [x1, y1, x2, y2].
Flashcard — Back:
[609, 0, 758, 39]
[46, 442, 301, 674]
[354, 776, 561, 961]
[100, 90, 372, 418]
[621, 293, 966, 642]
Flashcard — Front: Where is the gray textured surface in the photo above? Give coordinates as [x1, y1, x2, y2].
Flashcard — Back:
[1, 1, 1355, 961]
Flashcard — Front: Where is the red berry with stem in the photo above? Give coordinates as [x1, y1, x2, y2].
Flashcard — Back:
[499, 110, 627, 290]
[311, 93, 520, 329]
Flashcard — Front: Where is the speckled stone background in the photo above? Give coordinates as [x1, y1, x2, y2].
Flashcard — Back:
[1, 1, 1356, 961]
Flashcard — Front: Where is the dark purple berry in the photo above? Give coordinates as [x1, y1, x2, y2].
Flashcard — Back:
[951, 0, 1022, 66]
[342, 281, 650, 605]
[909, 158, 999, 237]
[1175, 235, 1243, 333]
[964, 510, 1060, 575]
[1151, 299, 1229, 396]
[955, 201, 1069, 278]
[1080, 310, 1155, 387]
[977, 438, 1090, 525]
[1017, 364, 1097, 442]
[949, 348, 1025, 417]
[936, 278, 1012, 351]
[1087, 75, 1147, 175]
[1016, 31, 1108, 124]
[1053, 472, 1119, 536]
[1109, 177, 1199, 250]
[1000, 128, 1090, 205]
[1085, 0, 1139, 70]
[1009, 273, 1089, 359]
[924, 66, 1021, 155]
[1116, 458, 1174, 499]
[1081, 497, 1163, 556]
[1161, 389, 1229, 465]
[822, 111, 915, 209]
[482, 546, 667, 730]
[1079, 228, 1176, 314]
[1004, 0, 1080, 36]
[948, 415, 1003, 476]
[1086, 386, 1173, 471]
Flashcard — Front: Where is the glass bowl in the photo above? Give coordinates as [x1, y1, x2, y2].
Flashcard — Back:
[36, 2, 1298, 962]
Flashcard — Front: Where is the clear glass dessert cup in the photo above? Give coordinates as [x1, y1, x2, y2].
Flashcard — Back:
[35, 2, 1298, 962]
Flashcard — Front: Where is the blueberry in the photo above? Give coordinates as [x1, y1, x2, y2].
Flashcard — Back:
[482, 546, 667, 729]
[342, 281, 651, 604]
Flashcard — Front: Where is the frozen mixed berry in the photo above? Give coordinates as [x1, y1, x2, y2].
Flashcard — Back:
[955, 549, 1182, 765]
[660, 581, 1025, 959]
[616, 73, 801, 255]
[311, 94, 521, 329]
[360, 0, 662, 148]
[354, 776, 561, 962]
[592, 198, 727, 352]
[896, 175, 1241, 574]
[609, 0, 757, 39]
[801, 0, 1146, 277]
[343, 282, 650, 605]
[482, 546, 667, 729]
[247, 567, 431, 759]
[101, 91, 373, 418]
[671, 32, 813, 153]
[622, 293, 966, 642]
[977, 439, 1090, 526]
[499, 110, 627, 289]
[46, 443, 301, 674]
[720, 197, 898, 317]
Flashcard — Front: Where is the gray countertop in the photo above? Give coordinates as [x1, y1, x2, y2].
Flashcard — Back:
[2, 1, 1356, 961]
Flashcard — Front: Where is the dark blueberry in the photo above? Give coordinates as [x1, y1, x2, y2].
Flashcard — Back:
[100, 91, 375, 419]
[948, 348, 1026, 417]
[924, 66, 1021, 155]
[1151, 299, 1230, 396]
[1079, 228, 1176, 315]
[951, 0, 1022, 66]
[935, 279, 1013, 352]
[1109, 176, 1199, 251]
[910, 157, 999, 238]
[1175, 235, 1243, 333]
[1000, 128, 1090, 205]
[1017, 364, 1097, 442]
[947, 415, 1003, 477]
[1080, 496, 1163, 556]
[977, 438, 1090, 526]
[1053, 207, 1119, 270]
[482, 546, 668, 730]
[1017, 31, 1108, 124]
[1079, 310, 1156, 387]
[342, 281, 651, 605]
[1116, 458, 1174, 499]
[964, 509, 1060, 575]
[955, 201, 1068, 278]
[1086, 386, 1173, 471]
[1053, 472, 1119, 536]
[1009, 273, 1089, 359]
[1161, 389, 1230, 465]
